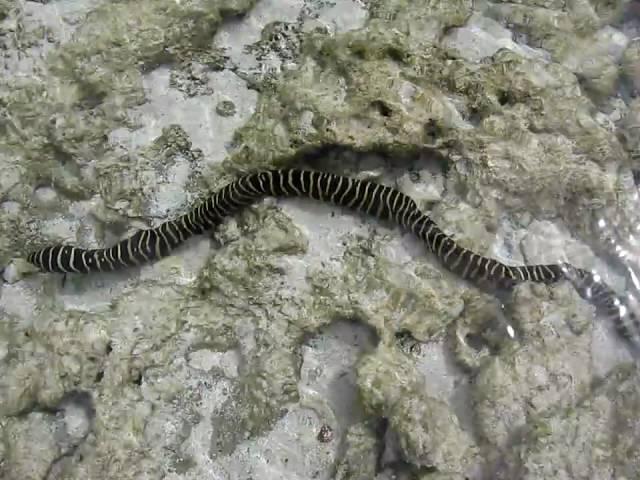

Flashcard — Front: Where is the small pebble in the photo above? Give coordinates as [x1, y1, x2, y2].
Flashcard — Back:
[317, 424, 333, 443]
[215, 100, 237, 117]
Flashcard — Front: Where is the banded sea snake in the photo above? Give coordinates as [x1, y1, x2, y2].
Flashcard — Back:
[24, 168, 640, 344]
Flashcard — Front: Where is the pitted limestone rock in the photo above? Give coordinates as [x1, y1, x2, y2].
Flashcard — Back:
[622, 38, 640, 93]
[489, 365, 640, 479]
[0, 306, 110, 417]
[357, 345, 477, 472]
[448, 290, 510, 371]
[308, 239, 467, 343]
[2, 413, 60, 480]
[334, 422, 380, 480]
[471, 281, 601, 448]
[227, 16, 627, 243]
[1, 0, 637, 479]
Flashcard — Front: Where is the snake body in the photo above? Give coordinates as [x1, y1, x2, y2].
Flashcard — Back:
[25, 168, 639, 342]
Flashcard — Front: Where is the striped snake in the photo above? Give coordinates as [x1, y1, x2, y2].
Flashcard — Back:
[24, 168, 640, 343]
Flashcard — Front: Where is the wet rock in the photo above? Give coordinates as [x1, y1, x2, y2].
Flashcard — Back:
[357, 345, 477, 473]
[442, 12, 549, 62]
[334, 422, 380, 480]
[3, 413, 60, 480]
[488, 365, 640, 479]
[621, 38, 640, 94]
[2, 0, 638, 479]
[470, 275, 634, 450]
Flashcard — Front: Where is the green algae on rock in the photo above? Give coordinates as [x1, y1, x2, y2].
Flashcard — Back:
[470, 281, 600, 448]
[368, 0, 472, 39]
[307, 237, 467, 344]
[622, 38, 640, 105]
[447, 289, 511, 371]
[88, 122, 214, 243]
[357, 345, 477, 472]
[0, 301, 114, 418]
[2, 412, 60, 479]
[224, 26, 467, 171]
[2, 0, 257, 168]
[334, 422, 380, 480]
[210, 345, 301, 456]
[2, 0, 639, 478]
[224, 13, 626, 251]
[620, 97, 640, 162]
[169, 61, 217, 98]
[485, 1, 630, 100]
[0, 0, 260, 262]
[490, 364, 640, 479]
[194, 208, 308, 302]
[187, 181, 472, 456]
[46, 0, 256, 101]
[187, 208, 311, 451]
[0, 0, 12, 20]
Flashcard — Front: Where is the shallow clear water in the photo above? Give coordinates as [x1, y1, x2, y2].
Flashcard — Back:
[1, 1, 639, 479]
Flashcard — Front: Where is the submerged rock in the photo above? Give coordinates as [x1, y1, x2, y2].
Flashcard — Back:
[1, 0, 639, 479]
[487, 365, 640, 479]
[357, 345, 477, 474]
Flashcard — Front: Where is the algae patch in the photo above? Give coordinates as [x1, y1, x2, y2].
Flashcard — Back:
[357, 345, 477, 473]
[1, 0, 639, 478]
[0, 0, 260, 263]
[224, 7, 626, 246]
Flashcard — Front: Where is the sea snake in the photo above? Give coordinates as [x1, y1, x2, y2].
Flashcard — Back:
[24, 168, 640, 343]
